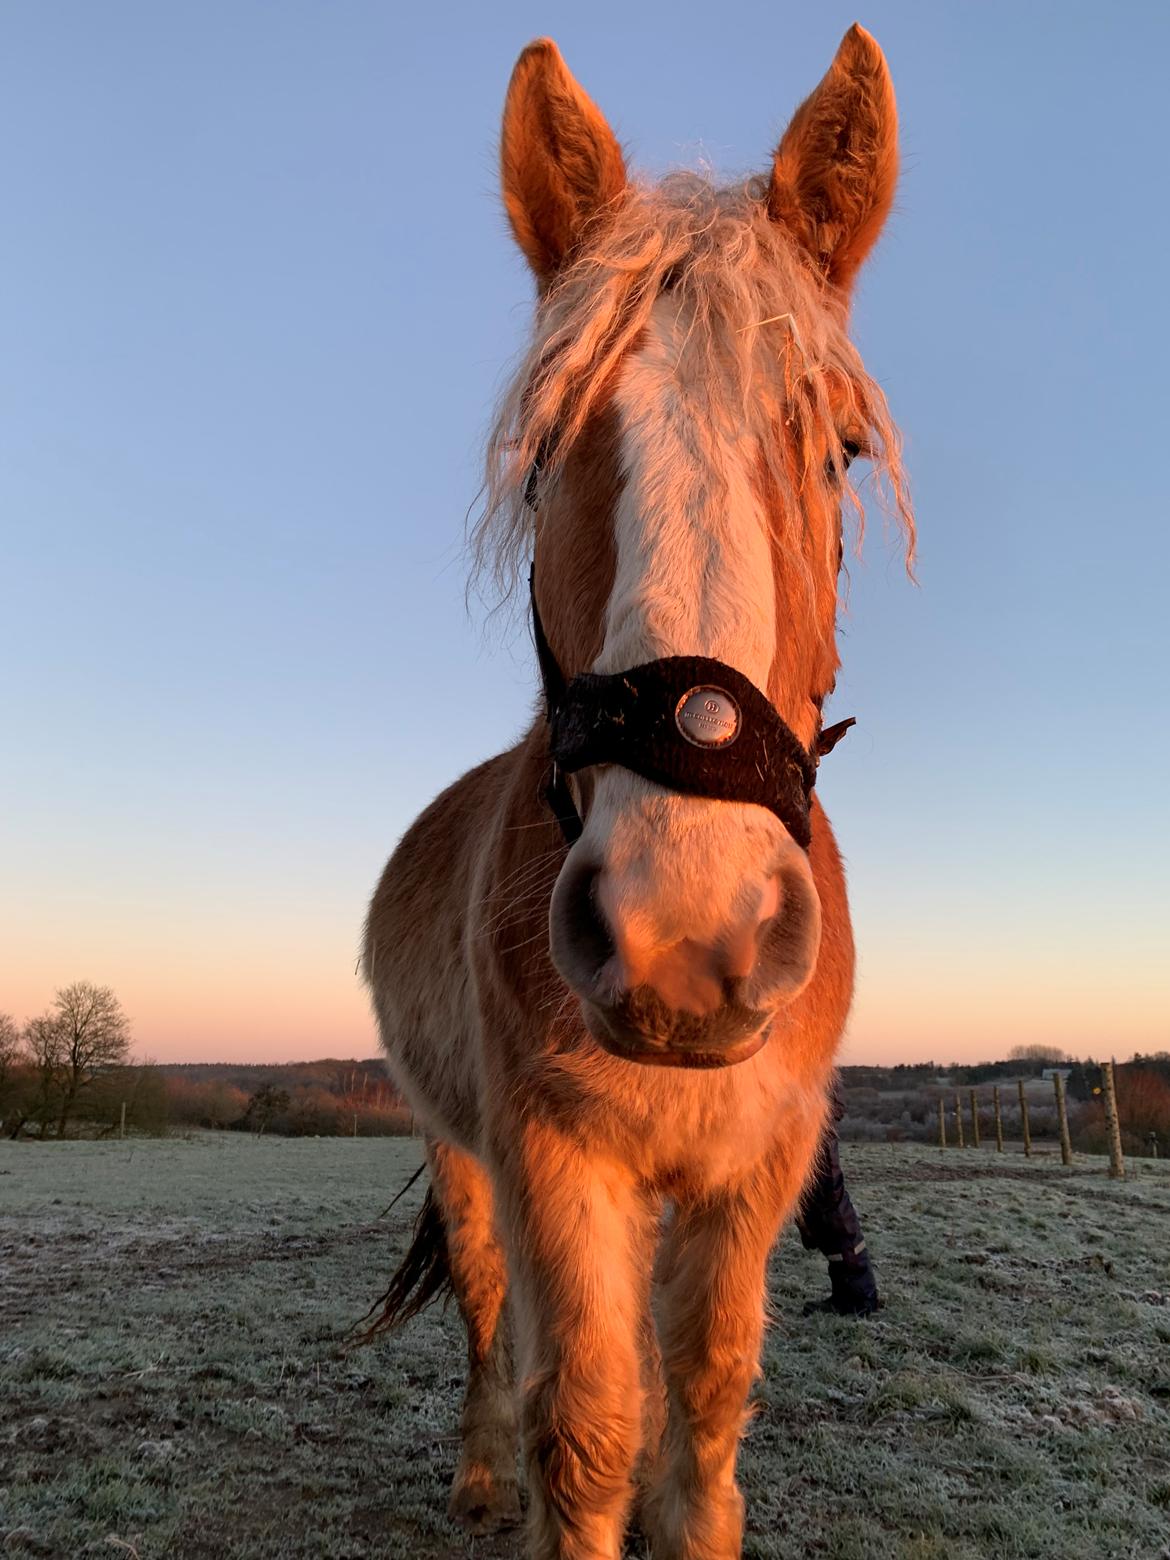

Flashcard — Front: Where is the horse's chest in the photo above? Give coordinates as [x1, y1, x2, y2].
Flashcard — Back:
[575, 1052, 823, 1192]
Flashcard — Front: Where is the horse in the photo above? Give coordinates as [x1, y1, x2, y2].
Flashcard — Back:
[363, 26, 913, 1559]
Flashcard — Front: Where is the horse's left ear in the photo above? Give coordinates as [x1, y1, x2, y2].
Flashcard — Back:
[501, 39, 627, 288]
[768, 24, 898, 292]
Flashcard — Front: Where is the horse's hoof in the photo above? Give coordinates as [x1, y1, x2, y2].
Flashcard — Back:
[448, 1466, 522, 1534]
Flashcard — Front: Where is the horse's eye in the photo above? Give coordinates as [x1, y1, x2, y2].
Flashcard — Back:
[826, 438, 862, 482]
[524, 461, 541, 510]
[524, 436, 553, 510]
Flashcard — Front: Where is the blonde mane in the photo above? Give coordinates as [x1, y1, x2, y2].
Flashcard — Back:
[474, 171, 914, 599]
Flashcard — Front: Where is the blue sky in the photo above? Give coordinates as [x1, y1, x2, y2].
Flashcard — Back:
[2, 1, 1167, 1063]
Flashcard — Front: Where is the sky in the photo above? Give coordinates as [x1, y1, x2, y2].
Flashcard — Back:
[1, 1, 1167, 1067]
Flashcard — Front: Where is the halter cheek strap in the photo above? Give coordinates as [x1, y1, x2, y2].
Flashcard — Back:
[530, 568, 853, 850]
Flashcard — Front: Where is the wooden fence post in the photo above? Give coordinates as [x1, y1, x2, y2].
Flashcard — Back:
[938, 1098, 946, 1149]
[1101, 1061, 1125, 1179]
[993, 1085, 1004, 1152]
[954, 1091, 965, 1149]
[969, 1089, 981, 1148]
[1053, 1072, 1073, 1165]
[1018, 1078, 1032, 1157]
[120, 1101, 126, 1140]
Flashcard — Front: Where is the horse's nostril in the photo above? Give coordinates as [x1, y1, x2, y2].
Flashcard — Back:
[749, 857, 822, 1003]
[549, 857, 615, 997]
[570, 869, 615, 972]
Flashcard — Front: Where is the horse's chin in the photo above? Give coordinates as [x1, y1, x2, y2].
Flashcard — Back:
[581, 1001, 771, 1070]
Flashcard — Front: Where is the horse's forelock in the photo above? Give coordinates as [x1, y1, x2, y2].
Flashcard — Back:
[473, 172, 914, 604]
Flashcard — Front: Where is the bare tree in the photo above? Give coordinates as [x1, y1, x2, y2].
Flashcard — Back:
[1009, 1044, 1069, 1066]
[48, 983, 131, 1137]
[0, 1012, 20, 1079]
[23, 1012, 66, 1137]
[0, 1013, 24, 1129]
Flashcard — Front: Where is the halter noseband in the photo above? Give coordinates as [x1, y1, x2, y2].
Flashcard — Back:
[530, 568, 854, 850]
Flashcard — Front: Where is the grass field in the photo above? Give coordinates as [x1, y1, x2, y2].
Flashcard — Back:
[2, 1134, 1169, 1559]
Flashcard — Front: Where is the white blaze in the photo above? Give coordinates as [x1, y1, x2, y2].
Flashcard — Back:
[566, 295, 805, 980]
[596, 296, 776, 685]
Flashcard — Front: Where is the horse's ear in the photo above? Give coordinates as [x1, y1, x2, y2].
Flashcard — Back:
[501, 39, 627, 287]
[768, 24, 898, 292]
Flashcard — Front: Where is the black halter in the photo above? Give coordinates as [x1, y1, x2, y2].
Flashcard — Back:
[530, 568, 853, 850]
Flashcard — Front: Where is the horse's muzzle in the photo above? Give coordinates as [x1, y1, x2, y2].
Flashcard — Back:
[583, 989, 770, 1069]
[548, 838, 821, 1067]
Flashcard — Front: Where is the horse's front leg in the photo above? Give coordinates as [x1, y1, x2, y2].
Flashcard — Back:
[494, 1119, 654, 1560]
[646, 1160, 800, 1560]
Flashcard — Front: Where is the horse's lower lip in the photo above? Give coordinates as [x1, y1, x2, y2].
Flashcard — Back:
[583, 1007, 770, 1070]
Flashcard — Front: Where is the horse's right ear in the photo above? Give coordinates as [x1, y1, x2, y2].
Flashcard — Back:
[501, 39, 627, 288]
[768, 24, 898, 292]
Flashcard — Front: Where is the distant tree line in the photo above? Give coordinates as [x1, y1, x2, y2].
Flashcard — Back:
[164, 1069, 411, 1137]
[5, 992, 1162, 1150]
[837, 1050, 1170, 1156]
[0, 983, 158, 1138]
[0, 988, 411, 1139]
[842, 1046, 1082, 1092]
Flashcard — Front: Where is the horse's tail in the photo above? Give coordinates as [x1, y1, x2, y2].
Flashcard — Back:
[351, 1179, 453, 1346]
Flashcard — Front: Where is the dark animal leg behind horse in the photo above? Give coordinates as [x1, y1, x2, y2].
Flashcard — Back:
[796, 1099, 879, 1317]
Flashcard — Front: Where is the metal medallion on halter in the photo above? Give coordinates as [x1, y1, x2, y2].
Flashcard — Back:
[675, 687, 741, 748]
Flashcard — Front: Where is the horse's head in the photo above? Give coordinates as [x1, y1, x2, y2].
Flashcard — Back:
[481, 28, 913, 1068]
